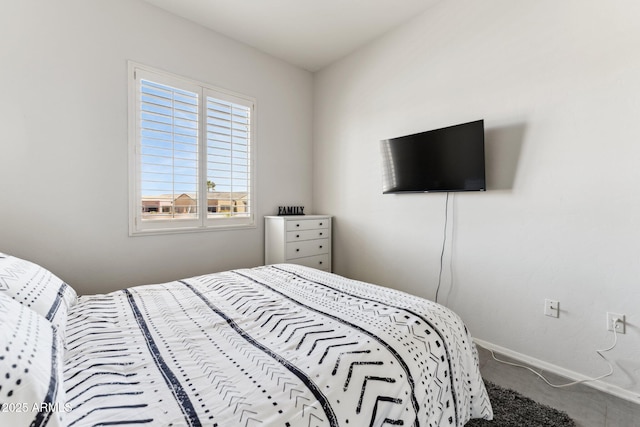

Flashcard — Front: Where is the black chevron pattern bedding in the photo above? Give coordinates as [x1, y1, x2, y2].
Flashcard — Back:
[62, 264, 492, 426]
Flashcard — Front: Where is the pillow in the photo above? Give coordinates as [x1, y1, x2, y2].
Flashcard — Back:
[0, 292, 66, 427]
[0, 253, 77, 336]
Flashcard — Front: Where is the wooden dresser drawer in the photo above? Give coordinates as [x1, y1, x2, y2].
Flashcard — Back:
[293, 254, 330, 271]
[286, 229, 328, 242]
[286, 219, 329, 232]
[286, 238, 329, 259]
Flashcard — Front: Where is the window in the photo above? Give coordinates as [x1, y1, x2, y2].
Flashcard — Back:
[129, 63, 255, 235]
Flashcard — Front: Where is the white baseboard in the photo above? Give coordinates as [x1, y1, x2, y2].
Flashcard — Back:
[473, 338, 640, 405]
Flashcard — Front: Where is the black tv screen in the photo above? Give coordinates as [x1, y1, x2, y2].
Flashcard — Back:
[380, 120, 486, 193]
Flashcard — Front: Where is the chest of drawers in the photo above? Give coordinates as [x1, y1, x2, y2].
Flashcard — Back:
[264, 215, 332, 272]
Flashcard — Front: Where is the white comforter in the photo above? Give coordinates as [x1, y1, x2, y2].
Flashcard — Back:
[62, 264, 492, 426]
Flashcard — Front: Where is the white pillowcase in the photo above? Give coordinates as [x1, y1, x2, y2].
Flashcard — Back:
[0, 253, 77, 336]
[0, 292, 67, 427]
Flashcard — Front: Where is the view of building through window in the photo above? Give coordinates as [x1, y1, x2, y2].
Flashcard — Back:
[135, 73, 252, 227]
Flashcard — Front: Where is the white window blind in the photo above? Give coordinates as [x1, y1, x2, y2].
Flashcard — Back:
[205, 93, 251, 219]
[140, 80, 199, 219]
[129, 63, 255, 235]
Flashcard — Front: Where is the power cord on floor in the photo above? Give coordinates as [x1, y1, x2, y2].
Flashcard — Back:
[478, 318, 621, 388]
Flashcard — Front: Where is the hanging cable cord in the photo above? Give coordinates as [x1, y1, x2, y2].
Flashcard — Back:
[478, 321, 620, 388]
[435, 192, 450, 303]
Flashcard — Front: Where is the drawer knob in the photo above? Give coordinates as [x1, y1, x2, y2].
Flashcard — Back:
[319, 261, 323, 265]
[319, 222, 323, 226]
[296, 224, 300, 227]
[296, 249, 300, 252]
[319, 245, 323, 249]
[319, 232, 323, 236]
[296, 234, 300, 238]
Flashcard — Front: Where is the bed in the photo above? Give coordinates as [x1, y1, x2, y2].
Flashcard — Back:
[0, 253, 493, 426]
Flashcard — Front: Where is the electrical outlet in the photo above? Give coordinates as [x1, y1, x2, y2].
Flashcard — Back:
[544, 299, 559, 318]
[607, 312, 625, 334]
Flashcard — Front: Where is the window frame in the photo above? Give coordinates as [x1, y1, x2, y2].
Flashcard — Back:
[128, 62, 257, 236]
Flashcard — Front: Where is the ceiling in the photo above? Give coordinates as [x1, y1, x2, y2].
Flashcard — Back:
[143, 0, 440, 72]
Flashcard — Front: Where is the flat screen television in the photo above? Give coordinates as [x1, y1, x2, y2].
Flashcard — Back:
[380, 119, 486, 193]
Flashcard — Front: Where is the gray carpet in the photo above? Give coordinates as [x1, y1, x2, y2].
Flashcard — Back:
[465, 381, 576, 426]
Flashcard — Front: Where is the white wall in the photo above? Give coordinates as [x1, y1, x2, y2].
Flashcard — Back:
[314, 1, 640, 397]
[0, 0, 313, 294]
